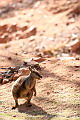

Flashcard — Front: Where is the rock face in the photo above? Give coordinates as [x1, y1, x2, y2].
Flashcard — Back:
[0, 24, 37, 43]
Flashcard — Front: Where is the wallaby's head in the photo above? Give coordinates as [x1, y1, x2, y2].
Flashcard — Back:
[29, 67, 42, 80]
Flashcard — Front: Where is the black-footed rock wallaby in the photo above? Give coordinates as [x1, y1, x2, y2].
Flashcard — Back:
[12, 67, 42, 109]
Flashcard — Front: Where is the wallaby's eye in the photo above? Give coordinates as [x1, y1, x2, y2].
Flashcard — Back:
[34, 71, 42, 78]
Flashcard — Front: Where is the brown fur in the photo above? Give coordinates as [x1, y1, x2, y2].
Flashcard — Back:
[12, 67, 42, 109]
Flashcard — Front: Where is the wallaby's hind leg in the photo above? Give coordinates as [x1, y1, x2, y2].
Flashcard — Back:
[26, 90, 33, 107]
[12, 98, 18, 109]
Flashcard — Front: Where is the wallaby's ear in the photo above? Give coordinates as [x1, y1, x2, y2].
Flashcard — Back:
[23, 61, 28, 65]
[29, 66, 33, 72]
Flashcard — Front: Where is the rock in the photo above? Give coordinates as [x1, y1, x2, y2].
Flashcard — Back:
[12, 73, 21, 81]
[55, 23, 58, 26]
[66, 18, 75, 25]
[15, 53, 18, 55]
[23, 60, 41, 71]
[34, 1, 41, 8]
[25, 26, 37, 38]
[33, 57, 46, 63]
[59, 56, 75, 60]
[26, 60, 39, 66]
[8, 57, 12, 60]
[3, 79, 9, 84]
[17, 0, 23, 2]
[70, 4, 80, 15]
[28, 36, 35, 42]
[8, 23, 17, 33]
[66, 22, 70, 26]
[69, 39, 80, 52]
[13, 64, 40, 81]
[0, 33, 10, 43]
[71, 34, 78, 40]
[35, 53, 43, 57]
[0, 24, 8, 34]
[75, 57, 80, 60]
[42, 49, 53, 57]
[16, 31, 22, 37]
[47, 92, 50, 95]
[27, 26, 37, 36]
[0, 76, 3, 83]
[0, 37, 7, 43]
[19, 26, 37, 39]
[18, 68, 30, 76]
[21, 25, 28, 32]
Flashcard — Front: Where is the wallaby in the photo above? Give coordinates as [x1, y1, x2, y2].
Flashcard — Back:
[12, 67, 42, 109]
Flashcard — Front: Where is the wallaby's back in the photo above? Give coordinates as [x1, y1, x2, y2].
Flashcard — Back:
[12, 74, 36, 99]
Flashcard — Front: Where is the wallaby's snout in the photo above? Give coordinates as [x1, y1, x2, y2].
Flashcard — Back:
[34, 71, 42, 79]
[29, 67, 42, 80]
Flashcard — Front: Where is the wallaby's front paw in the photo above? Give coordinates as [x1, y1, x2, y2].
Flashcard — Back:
[34, 92, 36, 96]
[12, 106, 18, 109]
[27, 104, 32, 107]
[12, 106, 16, 109]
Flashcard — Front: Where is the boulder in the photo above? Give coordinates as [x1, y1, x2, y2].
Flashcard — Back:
[0, 24, 7, 34]
[69, 39, 80, 52]
[12, 73, 21, 81]
[26, 26, 37, 36]
[0, 34, 10, 43]
[18, 68, 30, 76]
[21, 26, 37, 39]
[8, 23, 17, 33]
[33, 57, 46, 63]
[21, 25, 28, 32]
[3, 79, 9, 84]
